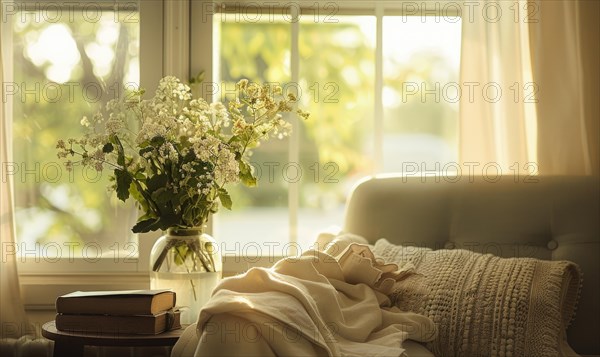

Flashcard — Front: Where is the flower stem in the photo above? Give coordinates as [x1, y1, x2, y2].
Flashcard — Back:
[172, 244, 198, 302]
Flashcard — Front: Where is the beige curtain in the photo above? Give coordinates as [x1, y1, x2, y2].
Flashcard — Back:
[529, 0, 599, 175]
[1, 8, 33, 341]
[459, 0, 598, 176]
[2, 10, 54, 357]
[458, 0, 536, 173]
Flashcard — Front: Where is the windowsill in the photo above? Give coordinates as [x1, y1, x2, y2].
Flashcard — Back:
[18, 255, 282, 310]
[17, 258, 144, 274]
[19, 271, 151, 311]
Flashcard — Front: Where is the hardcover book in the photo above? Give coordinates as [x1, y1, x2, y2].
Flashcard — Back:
[55, 310, 181, 335]
[55, 289, 176, 316]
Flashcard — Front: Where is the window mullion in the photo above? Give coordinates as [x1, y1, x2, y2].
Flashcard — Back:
[288, 6, 300, 256]
[136, 0, 165, 271]
[163, 0, 190, 80]
[139, 0, 164, 96]
[374, 4, 384, 173]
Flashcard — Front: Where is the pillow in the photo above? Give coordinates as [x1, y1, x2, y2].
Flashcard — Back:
[373, 239, 582, 357]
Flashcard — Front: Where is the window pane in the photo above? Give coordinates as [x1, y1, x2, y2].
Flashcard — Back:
[10, 5, 140, 257]
[212, 10, 462, 255]
[297, 16, 375, 250]
[382, 16, 462, 172]
[213, 16, 291, 255]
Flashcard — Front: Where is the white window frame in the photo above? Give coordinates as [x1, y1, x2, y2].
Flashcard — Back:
[192, 0, 461, 257]
[2, 0, 166, 308]
[5, 0, 462, 309]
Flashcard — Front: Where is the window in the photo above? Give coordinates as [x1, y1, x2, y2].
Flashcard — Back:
[382, 16, 461, 171]
[3, 0, 462, 272]
[3, 0, 162, 272]
[193, 2, 462, 255]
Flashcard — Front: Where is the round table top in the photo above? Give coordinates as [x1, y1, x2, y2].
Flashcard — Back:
[41, 321, 185, 347]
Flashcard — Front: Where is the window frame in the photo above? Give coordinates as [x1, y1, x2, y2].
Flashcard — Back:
[192, 0, 462, 255]
[3, 0, 166, 307]
[6, 0, 462, 308]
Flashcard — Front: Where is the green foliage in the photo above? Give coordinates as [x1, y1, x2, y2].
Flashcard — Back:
[57, 77, 307, 233]
[11, 12, 140, 246]
[12, 11, 458, 247]
[218, 18, 459, 210]
[218, 20, 376, 208]
[114, 169, 132, 201]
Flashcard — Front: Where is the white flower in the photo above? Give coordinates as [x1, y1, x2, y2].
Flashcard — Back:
[80, 116, 90, 127]
[57, 76, 306, 232]
[213, 145, 239, 184]
[210, 102, 230, 129]
[106, 118, 123, 135]
[236, 79, 249, 90]
[190, 136, 220, 162]
[159, 142, 179, 163]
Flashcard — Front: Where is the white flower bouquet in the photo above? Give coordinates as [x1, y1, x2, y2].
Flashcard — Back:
[57, 76, 309, 234]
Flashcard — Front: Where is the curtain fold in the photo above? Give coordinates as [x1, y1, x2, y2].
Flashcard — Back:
[459, 0, 598, 176]
[1, 7, 34, 340]
[529, 0, 599, 175]
[458, 0, 534, 173]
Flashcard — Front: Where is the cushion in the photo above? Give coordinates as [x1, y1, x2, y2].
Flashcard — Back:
[0, 336, 52, 357]
[373, 239, 582, 357]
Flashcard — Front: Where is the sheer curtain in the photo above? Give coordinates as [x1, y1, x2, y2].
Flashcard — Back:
[458, 0, 599, 175]
[529, 0, 599, 175]
[1, 9, 31, 339]
[458, 0, 536, 173]
[1, 8, 52, 357]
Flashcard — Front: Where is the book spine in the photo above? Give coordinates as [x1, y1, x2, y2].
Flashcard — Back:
[55, 298, 147, 315]
[55, 314, 161, 335]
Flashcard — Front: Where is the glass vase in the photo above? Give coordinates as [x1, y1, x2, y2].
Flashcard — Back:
[149, 228, 222, 325]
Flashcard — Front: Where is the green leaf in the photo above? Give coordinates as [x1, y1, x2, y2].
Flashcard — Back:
[238, 161, 257, 187]
[129, 180, 149, 212]
[218, 188, 232, 210]
[147, 174, 168, 192]
[132, 218, 159, 233]
[102, 143, 114, 153]
[132, 213, 179, 233]
[189, 71, 205, 84]
[228, 136, 241, 146]
[157, 214, 179, 230]
[174, 244, 190, 265]
[114, 169, 132, 201]
[139, 146, 153, 156]
[150, 136, 165, 147]
[136, 212, 156, 222]
[152, 188, 172, 204]
[111, 135, 126, 167]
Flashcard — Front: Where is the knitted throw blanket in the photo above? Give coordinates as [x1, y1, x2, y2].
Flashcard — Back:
[373, 239, 582, 357]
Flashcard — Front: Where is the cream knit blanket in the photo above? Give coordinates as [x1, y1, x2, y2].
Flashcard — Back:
[373, 239, 582, 357]
[182, 236, 437, 357]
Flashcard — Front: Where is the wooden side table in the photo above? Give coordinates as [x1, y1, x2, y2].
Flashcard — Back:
[42, 321, 185, 357]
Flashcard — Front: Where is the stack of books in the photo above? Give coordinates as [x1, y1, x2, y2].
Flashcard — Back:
[55, 289, 180, 335]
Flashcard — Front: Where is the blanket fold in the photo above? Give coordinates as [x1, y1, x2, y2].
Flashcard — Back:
[193, 235, 436, 357]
